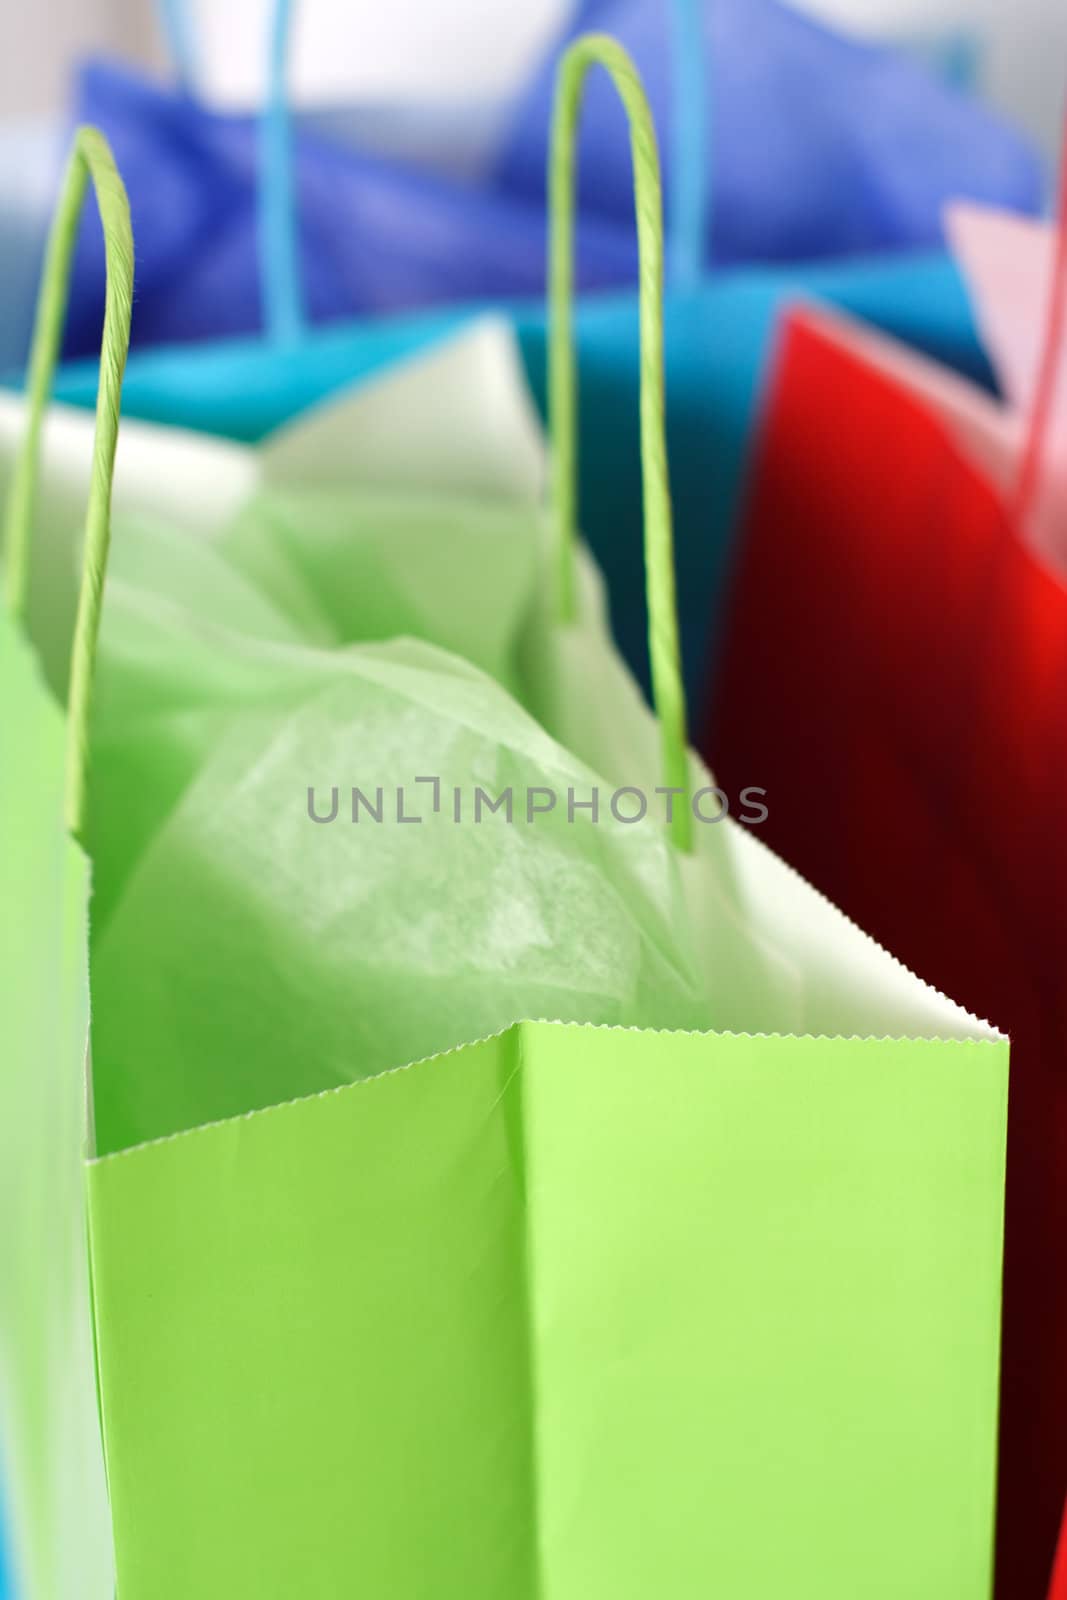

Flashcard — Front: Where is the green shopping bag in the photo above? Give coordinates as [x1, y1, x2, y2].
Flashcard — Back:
[14, 43, 1009, 1600]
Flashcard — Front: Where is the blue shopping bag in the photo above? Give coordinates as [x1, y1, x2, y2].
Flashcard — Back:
[496, 0, 1042, 270]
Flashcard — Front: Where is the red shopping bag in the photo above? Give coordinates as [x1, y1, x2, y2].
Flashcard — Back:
[706, 180, 1067, 1600]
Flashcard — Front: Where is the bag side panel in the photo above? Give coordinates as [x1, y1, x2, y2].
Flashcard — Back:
[521, 1022, 1007, 1600]
[87, 1029, 536, 1600]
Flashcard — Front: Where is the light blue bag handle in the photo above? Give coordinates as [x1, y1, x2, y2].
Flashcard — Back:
[258, 0, 305, 344]
[157, 0, 706, 328]
[668, 0, 708, 287]
[157, 0, 306, 345]
[156, 0, 198, 90]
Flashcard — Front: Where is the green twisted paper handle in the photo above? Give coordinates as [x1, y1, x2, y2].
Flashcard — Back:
[549, 34, 692, 854]
[3, 127, 133, 843]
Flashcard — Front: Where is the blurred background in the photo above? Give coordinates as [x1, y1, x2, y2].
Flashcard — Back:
[4, 0, 1064, 161]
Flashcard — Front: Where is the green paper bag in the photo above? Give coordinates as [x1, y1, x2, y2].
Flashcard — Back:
[11, 42, 1009, 1600]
